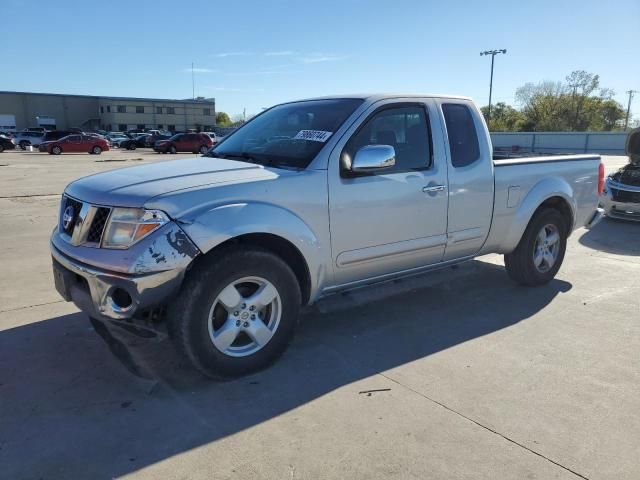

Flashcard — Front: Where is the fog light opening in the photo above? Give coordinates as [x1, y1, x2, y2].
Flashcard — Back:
[111, 288, 133, 310]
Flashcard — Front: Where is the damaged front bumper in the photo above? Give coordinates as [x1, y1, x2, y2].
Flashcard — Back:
[50, 222, 200, 327]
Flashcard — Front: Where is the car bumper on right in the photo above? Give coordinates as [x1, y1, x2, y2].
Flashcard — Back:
[600, 179, 640, 222]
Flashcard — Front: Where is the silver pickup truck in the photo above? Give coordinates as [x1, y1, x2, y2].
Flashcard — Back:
[50, 94, 604, 378]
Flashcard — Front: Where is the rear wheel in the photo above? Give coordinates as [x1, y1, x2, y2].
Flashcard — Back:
[128, 144, 136, 150]
[0, 144, 4, 153]
[51, 145, 62, 155]
[199, 145, 208, 154]
[92, 145, 102, 155]
[504, 208, 567, 286]
[168, 247, 301, 379]
[19, 141, 29, 150]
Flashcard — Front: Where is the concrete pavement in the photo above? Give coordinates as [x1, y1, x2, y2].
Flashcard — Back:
[0, 150, 638, 479]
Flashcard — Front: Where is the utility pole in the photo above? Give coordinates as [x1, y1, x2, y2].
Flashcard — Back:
[191, 62, 195, 100]
[480, 49, 507, 129]
[624, 90, 637, 130]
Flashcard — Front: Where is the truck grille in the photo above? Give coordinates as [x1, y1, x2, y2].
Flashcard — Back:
[61, 196, 83, 235]
[610, 188, 640, 204]
[60, 195, 112, 246]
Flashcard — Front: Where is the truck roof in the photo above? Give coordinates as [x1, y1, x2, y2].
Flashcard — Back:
[285, 93, 473, 103]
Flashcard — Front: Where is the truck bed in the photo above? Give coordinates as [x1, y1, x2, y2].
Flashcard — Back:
[480, 154, 602, 254]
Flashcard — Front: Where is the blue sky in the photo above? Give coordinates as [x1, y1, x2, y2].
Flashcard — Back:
[3, 0, 639, 120]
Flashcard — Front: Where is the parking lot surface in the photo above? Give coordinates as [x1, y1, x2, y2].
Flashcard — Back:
[0, 150, 638, 479]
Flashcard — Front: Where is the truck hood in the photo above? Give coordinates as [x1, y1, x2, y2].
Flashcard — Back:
[65, 156, 274, 210]
[609, 163, 640, 187]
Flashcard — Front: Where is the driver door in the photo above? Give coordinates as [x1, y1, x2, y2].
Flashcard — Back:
[65, 135, 83, 152]
[328, 100, 449, 287]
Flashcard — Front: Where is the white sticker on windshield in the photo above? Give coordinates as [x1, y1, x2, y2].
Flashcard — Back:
[293, 130, 333, 142]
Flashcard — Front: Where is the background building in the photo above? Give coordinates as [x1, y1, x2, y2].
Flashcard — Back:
[0, 91, 216, 132]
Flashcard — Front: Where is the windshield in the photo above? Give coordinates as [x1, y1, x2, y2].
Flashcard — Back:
[207, 98, 363, 169]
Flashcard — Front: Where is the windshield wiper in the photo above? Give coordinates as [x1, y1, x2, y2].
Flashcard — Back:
[214, 151, 269, 165]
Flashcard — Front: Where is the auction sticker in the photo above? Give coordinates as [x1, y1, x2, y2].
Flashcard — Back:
[293, 130, 333, 142]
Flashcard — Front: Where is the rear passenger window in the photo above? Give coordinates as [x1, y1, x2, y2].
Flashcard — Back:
[442, 103, 480, 168]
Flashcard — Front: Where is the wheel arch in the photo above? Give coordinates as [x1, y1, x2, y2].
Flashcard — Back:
[176, 202, 327, 304]
[196, 232, 312, 305]
[501, 176, 576, 253]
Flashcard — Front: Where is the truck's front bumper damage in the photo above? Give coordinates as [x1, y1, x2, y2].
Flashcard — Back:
[50, 222, 200, 331]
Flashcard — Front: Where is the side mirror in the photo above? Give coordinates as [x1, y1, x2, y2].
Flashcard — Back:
[351, 145, 396, 173]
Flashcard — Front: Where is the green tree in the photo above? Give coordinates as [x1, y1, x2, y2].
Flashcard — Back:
[481, 102, 526, 131]
[216, 111, 232, 126]
[513, 71, 626, 132]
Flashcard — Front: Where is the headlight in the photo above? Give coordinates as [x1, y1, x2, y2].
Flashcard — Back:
[102, 208, 170, 249]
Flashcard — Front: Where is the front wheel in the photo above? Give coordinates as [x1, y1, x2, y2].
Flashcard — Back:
[169, 145, 177, 154]
[168, 247, 301, 379]
[92, 145, 102, 155]
[51, 145, 62, 155]
[19, 141, 29, 150]
[199, 145, 208, 154]
[504, 208, 567, 286]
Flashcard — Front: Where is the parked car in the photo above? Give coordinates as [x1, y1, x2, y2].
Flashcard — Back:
[599, 127, 640, 221]
[153, 132, 213, 154]
[41, 134, 109, 155]
[50, 94, 604, 379]
[202, 132, 219, 144]
[0, 135, 16, 152]
[106, 133, 129, 147]
[11, 131, 45, 149]
[118, 134, 150, 150]
[144, 133, 171, 147]
[41, 130, 79, 145]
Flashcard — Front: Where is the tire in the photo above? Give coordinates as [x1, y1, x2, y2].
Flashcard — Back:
[19, 141, 29, 150]
[504, 208, 567, 286]
[0, 144, 4, 153]
[169, 145, 177, 154]
[92, 146, 102, 155]
[168, 247, 302, 379]
[199, 145, 208, 154]
[128, 144, 136, 151]
[51, 145, 62, 155]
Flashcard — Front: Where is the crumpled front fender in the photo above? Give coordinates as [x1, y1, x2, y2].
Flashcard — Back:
[180, 202, 327, 302]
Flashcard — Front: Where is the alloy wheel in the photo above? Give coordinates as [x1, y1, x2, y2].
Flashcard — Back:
[533, 223, 560, 273]
[207, 276, 281, 357]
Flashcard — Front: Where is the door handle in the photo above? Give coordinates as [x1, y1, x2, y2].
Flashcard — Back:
[422, 184, 446, 193]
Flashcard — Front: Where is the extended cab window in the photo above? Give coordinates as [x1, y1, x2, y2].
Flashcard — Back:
[343, 105, 431, 173]
[442, 103, 480, 168]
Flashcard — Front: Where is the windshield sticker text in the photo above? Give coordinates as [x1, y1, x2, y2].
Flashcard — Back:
[293, 130, 333, 142]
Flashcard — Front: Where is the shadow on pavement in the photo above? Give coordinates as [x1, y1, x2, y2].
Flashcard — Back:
[578, 217, 640, 256]
[0, 260, 571, 479]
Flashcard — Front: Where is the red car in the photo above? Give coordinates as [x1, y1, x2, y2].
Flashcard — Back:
[153, 133, 213, 154]
[41, 134, 110, 155]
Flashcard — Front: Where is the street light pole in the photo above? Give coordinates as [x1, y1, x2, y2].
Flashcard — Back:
[624, 90, 637, 130]
[480, 49, 507, 129]
[191, 62, 195, 100]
